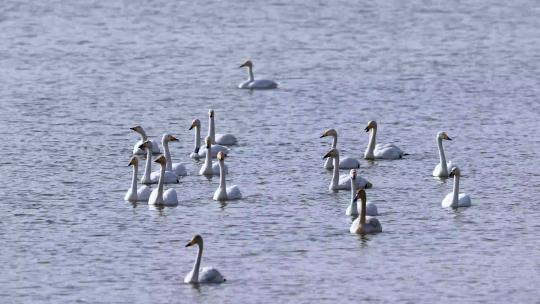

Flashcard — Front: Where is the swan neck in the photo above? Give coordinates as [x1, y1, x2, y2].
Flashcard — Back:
[367, 128, 377, 156]
[193, 126, 201, 153]
[452, 174, 460, 207]
[331, 153, 340, 186]
[209, 116, 216, 144]
[204, 145, 212, 167]
[331, 135, 337, 149]
[143, 148, 152, 181]
[163, 139, 172, 171]
[360, 195, 367, 224]
[191, 240, 203, 282]
[218, 159, 226, 188]
[131, 164, 138, 194]
[157, 163, 165, 202]
[247, 66, 254, 82]
[437, 138, 448, 173]
[139, 129, 148, 141]
[350, 178, 357, 206]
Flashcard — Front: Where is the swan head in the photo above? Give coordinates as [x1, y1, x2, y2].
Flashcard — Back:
[239, 60, 253, 68]
[208, 109, 214, 118]
[322, 148, 339, 159]
[449, 167, 461, 177]
[353, 188, 367, 202]
[320, 128, 337, 138]
[154, 155, 167, 165]
[128, 156, 138, 166]
[364, 121, 377, 132]
[189, 119, 200, 130]
[163, 134, 178, 142]
[130, 125, 144, 134]
[138, 140, 152, 150]
[437, 131, 452, 141]
[350, 169, 357, 180]
[217, 151, 226, 161]
[185, 234, 202, 247]
[204, 136, 211, 148]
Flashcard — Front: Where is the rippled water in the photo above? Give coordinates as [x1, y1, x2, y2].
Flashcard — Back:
[1, 1, 539, 303]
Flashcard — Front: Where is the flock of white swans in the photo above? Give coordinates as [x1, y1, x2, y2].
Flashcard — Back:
[124, 60, 472, 284]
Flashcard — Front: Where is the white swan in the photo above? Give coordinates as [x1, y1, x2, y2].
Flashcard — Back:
[346, 169, 378, 216]
[131, 125, 160, 155]
[363, 121, 405, 160]
[148, 155, 179, 206]
[208, 109, 237, 146]
[139, 141, 178, 184]
[125, 156, 151, 202]
[320, 129, 360, 170]
[213, 151, 242, 201]
[238, 60, 278, 90]
[323, 148, 372, 191]
[199, 136, 228, 176]
[160, 133, 187, 177]
[189, 119, 229, 158]
[184, 235, 226, 284]
[441, 167, 472, 208]
[433, 131, 457, 177]
[350, 189, 382, 235]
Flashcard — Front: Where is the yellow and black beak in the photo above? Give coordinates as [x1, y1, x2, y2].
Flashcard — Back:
[189, 123, 195, 130]
[447, 136, 452, 141]
[364, 126, 369, 132]
[322, 151, 332, 159]
[169, 135, 178, 142]
[185, 240, 195, 247]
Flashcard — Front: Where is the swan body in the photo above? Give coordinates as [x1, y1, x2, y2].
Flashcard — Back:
[213, 152, 242, 201]
[441, 167, 472, 208]
[363, 121, 404, 160]
[238, 60, 278, 90]
[323, 148, 372, 191]
[433, 131, 457, 177]
[184, 235, 226, 284]
[208, 109, 237, 146]
[125, 156, 151, 202]
[346, 169, 378, 216]
[139, 141, 178, 184]
[321, 129, 361, 170]
[199, 136, 229, 176]
[350, 189, 382, 235]
[148, 155, 178, 206]
[161, 134, 187, 177]
[189, 119, 230, 158]
[131, 126, 160, 155]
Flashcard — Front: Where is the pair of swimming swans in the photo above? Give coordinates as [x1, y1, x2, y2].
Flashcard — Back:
[139, 134, 186, 183]
[346, 169, 378, 216]
[199, 136, 228, 176]
[238, 60, 278, 90]
[320, 129, 360, 169]
[189, 109, 236, 158]
[213, 151, 242, 201]
[323, 148, 372, 190]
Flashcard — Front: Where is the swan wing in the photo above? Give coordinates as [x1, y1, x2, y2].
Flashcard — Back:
[137, 185, 152, 202]
[337, 175, 353, 190]
[150, 170, 179, 184]
[172, 163, 187, 176]
[211, 163, 228, 175]
[148, 188, 159, 205]
[199, 145, 230, 158]
[365, 201, 378, 216]
[163, 189, 178, 206]
[215, 134, 237, 146]
[132, 139, 145, 155]
[199, 267, 226, 283]
[374, 144, 403, 159]
[248, 79, 278, 89]
[458, 193, 471, 207]
[339, 157, 360, 169]
[441, 192, 455, 207]
[365, 216, 382, 233]
[226, 185, 242, 200]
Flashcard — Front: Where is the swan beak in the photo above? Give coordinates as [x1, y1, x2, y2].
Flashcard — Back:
[322, 151, 331, 159]
[130, 127, 136, 131]
[319, 134, 326, 138]
[169, 135, 178, 142]
[194, 147, 200, 153]
[239, 63, 246, 68]
[185, 240, 195, 247]
[189, 124, 195, 130]
[364, 126, 369, 132]
[447, 137, 452, 141]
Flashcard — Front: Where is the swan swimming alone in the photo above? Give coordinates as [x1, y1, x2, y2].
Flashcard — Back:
[363, 121, 405, 160]
[350, 189, 382, 235]
[148, 155, 179, 206]
[184, 235, 226, 284]
[200, 136, 228, 176]
[139, 141, 178, 184]
[433, 131, 457, 177]
[131, 125, 160, 155]
[238, 60, 278, 90]
[208, 109, 237, 146]
[320, 128, 360, 170]
[323, 148, 372, 191]
[189, 119, 229, 158]
[213, 151, 242, 201]
[441, 167, 472, 208]
[346, 169, 378, 216]
[160, 133, 187, 177]
[125, 156, 151, 203]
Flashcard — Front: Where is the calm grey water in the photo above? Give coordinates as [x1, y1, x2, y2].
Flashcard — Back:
[1, 0, 539, 303]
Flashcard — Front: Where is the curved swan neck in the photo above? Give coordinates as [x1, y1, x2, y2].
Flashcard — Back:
[193, 126, 201, 153]
[139, 129, 148, 141]
[191, 240, 203, 282]
[331, 153, 340, 187]
[452, 174, 460, 207]
[218, 159, 226, 188]
[366, 127, 377, 157]
[157, 162, 166, 202]
[131, 164, 138, 194]
[437, 137, 448, 174]
[247, 66, 254, 82]
[162, 139, 172, 172]
[331, 135, 337, 149]
[143, 148, 152, 181]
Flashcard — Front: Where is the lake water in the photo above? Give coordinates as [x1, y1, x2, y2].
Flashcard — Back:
[1, 0, 539, 303]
